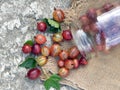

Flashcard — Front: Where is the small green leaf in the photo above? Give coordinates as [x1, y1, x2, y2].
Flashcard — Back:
[44, 74, 61, 90]
[24, 40, 34, 46]
[48, 19, 60, 28]
[44, 79, 52, 90]
[44, 79, 60, 90]
[42, 18, 49, 26]
[50, 79, 60, 90]
[19, 58, 37, 69]
[47, 26, 61, 33]
[50, 27, 59, 33]
[42, 18, 61, 33]
[57, 27, 61, 33]
[50, 74, 61, 82]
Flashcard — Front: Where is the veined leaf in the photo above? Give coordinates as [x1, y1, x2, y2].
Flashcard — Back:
[44, 74, 61, 90]
[24, 40, 34, 46]
[49, 26, 59, 33]
[42, 18, 49, 26]
[50, 74, 61, 82]
[42, 18, 61, 33]
[19, 57, 37, 69]
[48, 19, 60, 28]
[44, 79, 60, 90]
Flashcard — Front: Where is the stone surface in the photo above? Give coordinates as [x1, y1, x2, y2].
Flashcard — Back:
[0, 0, 79, 90]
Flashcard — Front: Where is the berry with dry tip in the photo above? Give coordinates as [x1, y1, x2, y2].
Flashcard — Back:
[53, 8, 65, 22]
[34, 34, 47, 45]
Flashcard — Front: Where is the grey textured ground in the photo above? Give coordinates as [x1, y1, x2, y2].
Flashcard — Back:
[0, 0, 79, 90]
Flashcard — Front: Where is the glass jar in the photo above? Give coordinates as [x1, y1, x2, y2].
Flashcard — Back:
[72, 6, 120, 57]
[96, 6, 120, 51]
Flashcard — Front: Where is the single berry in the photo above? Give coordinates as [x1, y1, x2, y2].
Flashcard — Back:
[41, 46, 50, 56]
[58, 67, 69, 77]
[50, 44, 61, 57]
[73, 59, 80, 69]
[79, 56, 88, 65]
[53, 8, 65, 22]
[37, 22, 47, 32]
[32, 44, 41, 55]
[86, 8, 97, 22]
[34, 34, 47, 45]
[62, 30, 73, 40]
[57, 60, 65, 68]
[59, 50, 68, 60]
[22, 44, 32, 54]
[69, 46, 80, 59]
[52, 33, 63, 42]
[27, 68, 41, 80]
[80, 15, 90, 25]
[64, 59, 74, 69]
[36, 56, 48, 66]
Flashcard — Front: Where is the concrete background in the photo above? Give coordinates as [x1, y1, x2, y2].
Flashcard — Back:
[0, 0, 79, 90]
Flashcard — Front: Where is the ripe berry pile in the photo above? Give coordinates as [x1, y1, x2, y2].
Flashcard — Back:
[19, 8, 90, 90]
[19, 8, 88, 80]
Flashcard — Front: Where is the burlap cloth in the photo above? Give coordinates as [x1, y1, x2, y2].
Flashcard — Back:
[41, 0, 120, 90]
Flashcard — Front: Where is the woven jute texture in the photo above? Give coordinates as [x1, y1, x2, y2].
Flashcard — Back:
[41, 0, 120, 90]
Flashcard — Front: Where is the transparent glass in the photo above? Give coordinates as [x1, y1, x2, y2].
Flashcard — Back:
[96, 6, 120, 50]
[72, 6, 120, 58]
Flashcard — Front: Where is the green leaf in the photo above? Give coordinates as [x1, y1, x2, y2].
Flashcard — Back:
[50, 74, 61, 82]
[47, 19, 60, 28]
[42, 18, 49, 26]
[42, 18, 61, 33]
[47, 26, 61, 33]
[44, 79, 52, 90]
[49, 27, 59, 33]
[24, 40, 34, 46]
[44, 79, 60, 90]
[44, 74, 61, 90]
[19, 57, 37, 69]
[50, 79, 60, 90]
